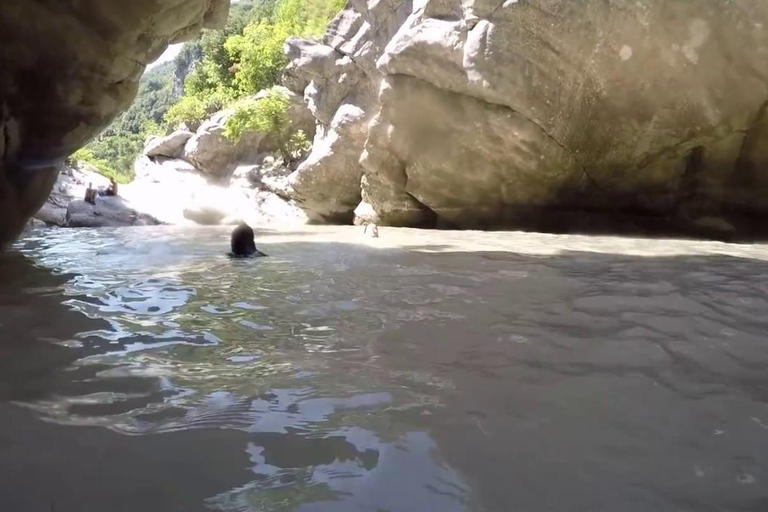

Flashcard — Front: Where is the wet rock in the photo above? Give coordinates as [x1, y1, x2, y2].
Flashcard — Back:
[25, 218, 47, 229]
[65, 198, 161, 228]
[35, 203, 68, 226]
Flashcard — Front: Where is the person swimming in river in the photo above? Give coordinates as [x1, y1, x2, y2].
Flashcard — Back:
[229, 223, 267, 258]
[84, 183, 96, 205]
[363, 222, 379, 238]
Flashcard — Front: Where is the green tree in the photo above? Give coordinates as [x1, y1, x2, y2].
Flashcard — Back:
[77, 0, 344, 182]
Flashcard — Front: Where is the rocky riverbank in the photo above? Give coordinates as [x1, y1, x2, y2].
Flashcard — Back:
[19, 0, 768, 241]
[30, 87, 312, 230]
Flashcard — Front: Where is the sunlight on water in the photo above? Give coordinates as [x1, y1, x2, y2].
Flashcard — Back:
[2, 225, 768, 511]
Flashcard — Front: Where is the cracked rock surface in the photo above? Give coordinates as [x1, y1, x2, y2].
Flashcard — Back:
[287, 0, 768, 236]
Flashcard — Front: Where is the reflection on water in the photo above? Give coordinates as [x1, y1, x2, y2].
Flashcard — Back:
[1, 225, 768, 511]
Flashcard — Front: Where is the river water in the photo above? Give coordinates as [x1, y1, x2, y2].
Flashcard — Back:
[1, 225, 767, 512]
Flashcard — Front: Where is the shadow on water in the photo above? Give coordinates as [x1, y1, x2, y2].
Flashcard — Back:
[1, 228, 768, 512]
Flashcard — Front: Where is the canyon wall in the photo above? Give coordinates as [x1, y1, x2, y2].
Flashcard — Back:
[284, 0, 768, 237]
[0, 0, 229, 246]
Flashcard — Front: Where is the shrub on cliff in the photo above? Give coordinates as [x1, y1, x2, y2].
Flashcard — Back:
[224, 87, 310, 162]
[164, 0, 344, 129]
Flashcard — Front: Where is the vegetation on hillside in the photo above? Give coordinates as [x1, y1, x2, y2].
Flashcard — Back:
[224, 87, 311, 163]
[165, 0, 344, 129]
[72, 0, 343, 183]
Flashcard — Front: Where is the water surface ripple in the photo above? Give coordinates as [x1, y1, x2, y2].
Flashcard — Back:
[0, 226, 767, 512]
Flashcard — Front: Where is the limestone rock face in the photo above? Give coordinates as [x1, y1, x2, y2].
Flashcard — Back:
[368, 0, 768, 231]
[143, 129, 195, 158]
[282, 0, 413, 222]
[285, 0, 768, 236]
[0, 0, 228, 246]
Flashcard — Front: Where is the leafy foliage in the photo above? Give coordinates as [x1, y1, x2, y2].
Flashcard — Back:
[73, 61, 177, 182]
[224, 88, 290, 141]
[224, 87, 311, 162]
[163, 88, 234, 128]
[165, 0, 343, 127]
[286, 129, 311, 160]
[75, 0, 343, 182]
[70, 148, 132, 184]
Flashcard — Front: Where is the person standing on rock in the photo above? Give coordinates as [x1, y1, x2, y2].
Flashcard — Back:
[84, 183, 96, 205]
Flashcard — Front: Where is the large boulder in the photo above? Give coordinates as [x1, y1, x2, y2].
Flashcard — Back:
[0, 0, 228, 246]
[284, 0, 768, 236]
[365, 0, 768, 232]
[288, 102, 372, 222]
[65, 197, 161, 228]
[143, 129, 194, 158]
[182, 87, 316, 180]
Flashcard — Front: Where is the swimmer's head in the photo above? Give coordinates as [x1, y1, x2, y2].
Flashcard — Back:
[230, 223, 257, 256]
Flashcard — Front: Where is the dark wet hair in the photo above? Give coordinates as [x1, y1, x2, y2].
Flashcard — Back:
[230, 223, 258, 257]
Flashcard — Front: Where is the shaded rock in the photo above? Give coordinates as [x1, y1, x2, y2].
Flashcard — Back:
[65, 198, 161, 228]
[0, 0, 228, 246]
[363, 74, 580, 227]
[281, 0, 768, 238]
[35, 203, 67, 226]
[143, 129, 194, 158]
[288, 121, 366, 223]
[363, 0, 768, 233]
[25, 218, 46, 230]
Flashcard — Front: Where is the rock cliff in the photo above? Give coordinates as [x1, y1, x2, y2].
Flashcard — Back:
[0, 0, 228, 246]
[8, 0, 768, 243]
[284, 0, 768, 237]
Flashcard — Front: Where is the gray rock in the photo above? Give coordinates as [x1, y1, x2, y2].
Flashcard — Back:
[25, 218, 47, 229]
[183, 87, 316, 180]
[364, 0, 768, 230]
[65, 198, 161, 228]
[282, 0, 412, 223]
[143, 129, 194, 158]
[34, 203, 68, 226]
[288, 114, 367, 223]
